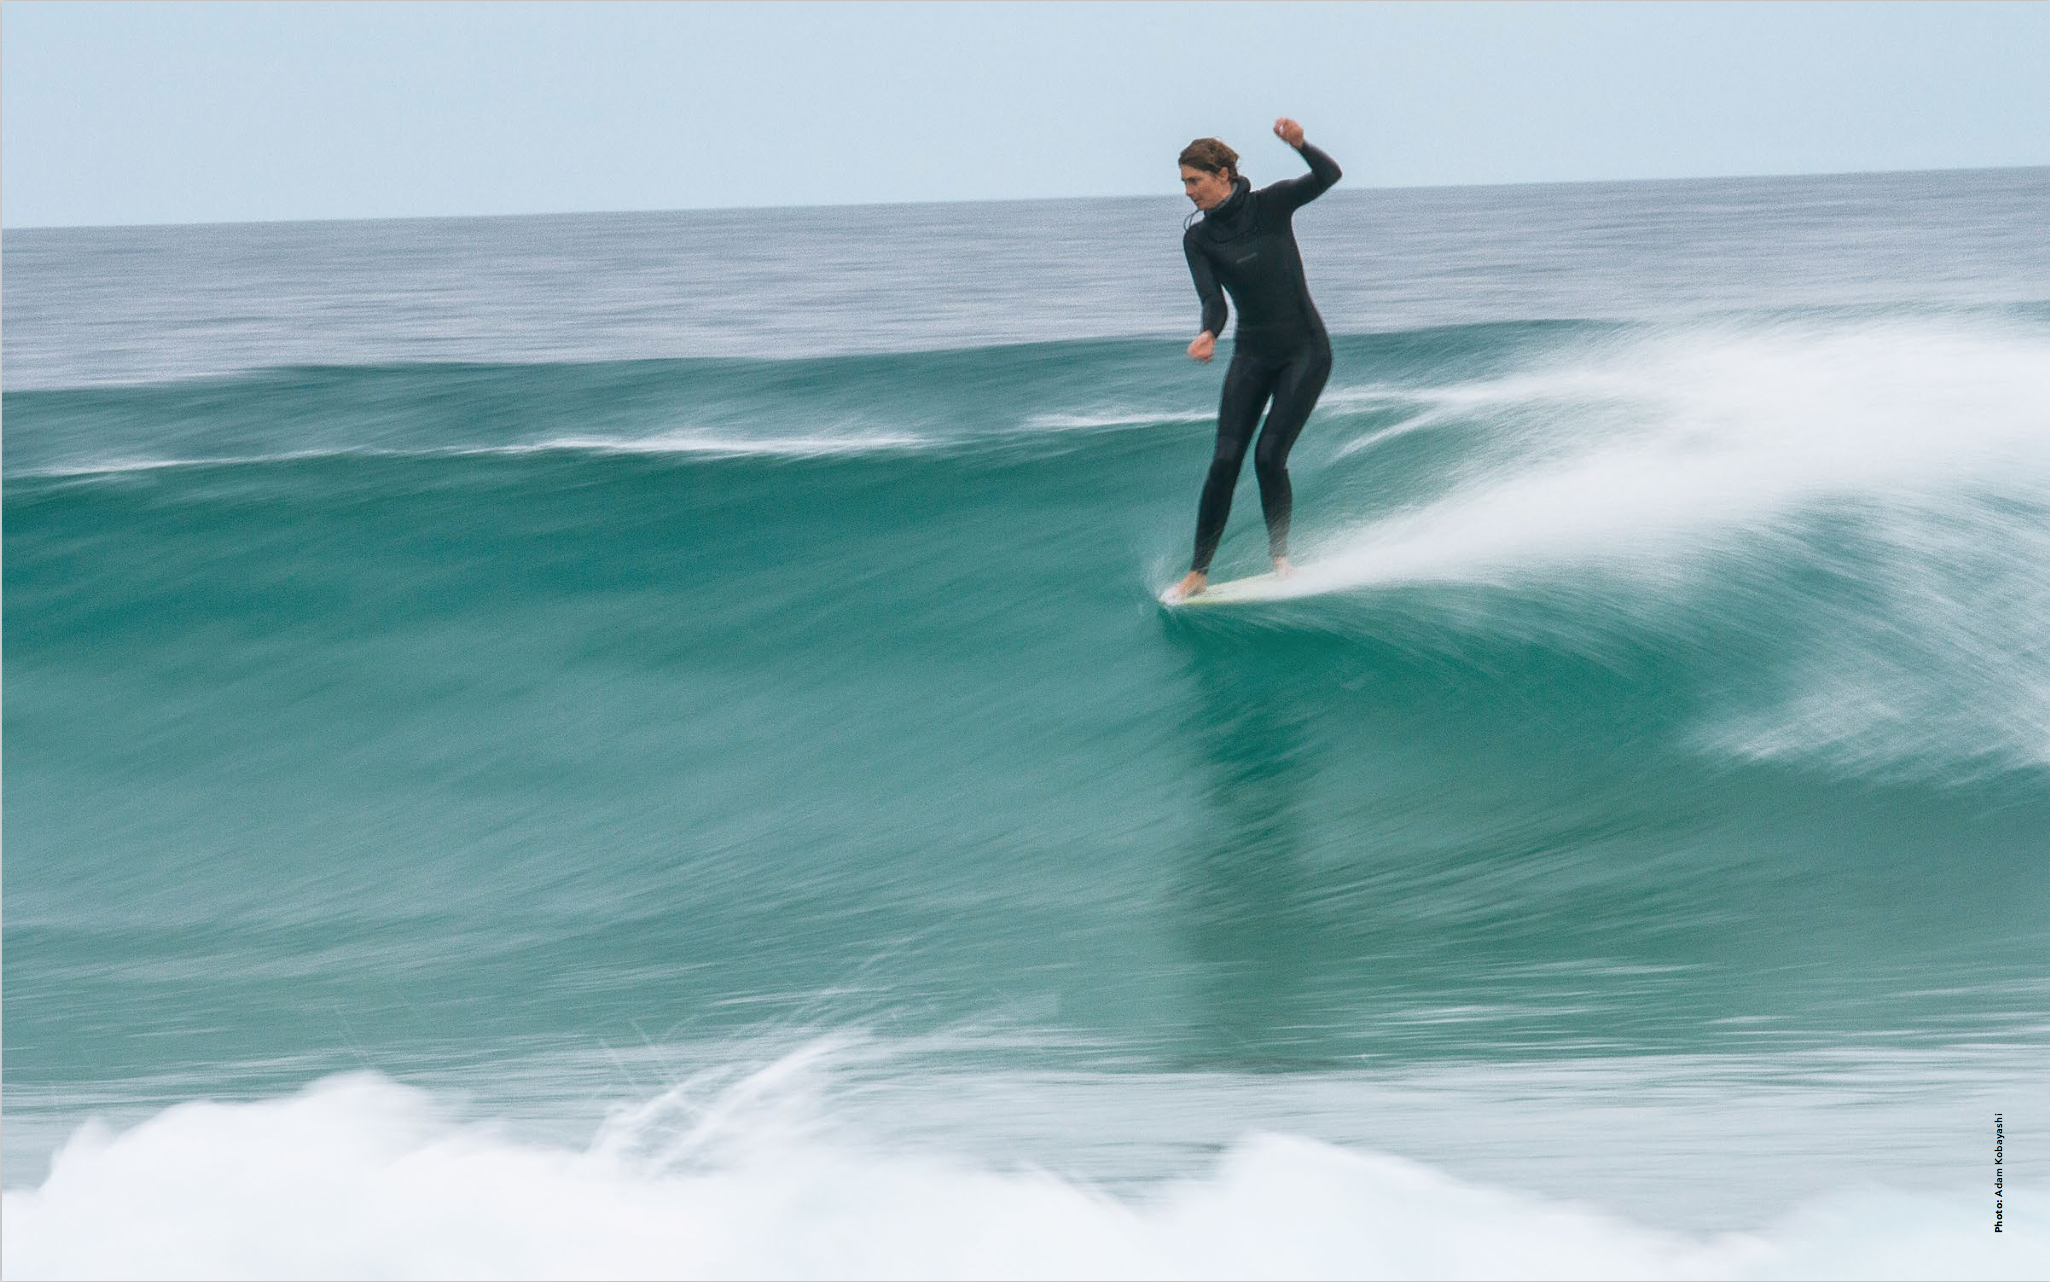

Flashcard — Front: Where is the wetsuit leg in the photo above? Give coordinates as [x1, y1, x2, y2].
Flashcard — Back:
[1191, 354, 1284, 573]
[1250, 344, 1332, 560]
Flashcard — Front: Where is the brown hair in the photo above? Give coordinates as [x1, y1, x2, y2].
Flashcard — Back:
[1178, 138, 1239, 180]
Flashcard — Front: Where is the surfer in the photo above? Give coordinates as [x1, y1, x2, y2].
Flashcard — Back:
[1166, 118, 1340, 603]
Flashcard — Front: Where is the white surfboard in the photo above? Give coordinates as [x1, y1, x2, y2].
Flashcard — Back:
[1160, 572, 1292, 608]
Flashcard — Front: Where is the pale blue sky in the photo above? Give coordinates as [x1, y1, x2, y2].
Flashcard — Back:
[5, 0, 2046, 228]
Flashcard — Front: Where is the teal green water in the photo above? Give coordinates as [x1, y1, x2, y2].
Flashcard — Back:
[6, 177, 2050, 1269]
[11, 322, 2048, 1092]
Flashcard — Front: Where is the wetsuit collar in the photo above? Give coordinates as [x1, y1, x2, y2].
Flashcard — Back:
[1202, 177, 1254, 236]
[1213, 177, 1250, 219]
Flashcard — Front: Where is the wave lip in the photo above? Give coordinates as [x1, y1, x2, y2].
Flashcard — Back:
[506, 429, 934, 459]
[6, 430, 938, 481]
[1287, 316, 2050, 774]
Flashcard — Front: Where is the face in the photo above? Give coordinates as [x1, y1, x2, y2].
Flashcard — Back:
[1181, 164, 1235, 211]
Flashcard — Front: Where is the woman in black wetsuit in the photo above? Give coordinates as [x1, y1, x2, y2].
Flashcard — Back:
[1167, 118, 1341, 603]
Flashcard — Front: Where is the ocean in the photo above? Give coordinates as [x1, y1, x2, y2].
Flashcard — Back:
[4, 166, 2048, 1278]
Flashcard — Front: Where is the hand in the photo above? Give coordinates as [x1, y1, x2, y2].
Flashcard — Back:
[1273, 117, 1305, 149]
[1187, 332, 1216, 363]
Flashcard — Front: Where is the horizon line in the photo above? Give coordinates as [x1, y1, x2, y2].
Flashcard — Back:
[6, 161, 2045, 235]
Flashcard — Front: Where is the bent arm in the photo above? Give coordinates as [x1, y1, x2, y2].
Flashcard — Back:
[1263, 142, 1342, 213]
[1185, 234, 1228, 337]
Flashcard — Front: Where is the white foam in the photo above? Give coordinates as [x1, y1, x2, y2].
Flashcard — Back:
[1292, 317, 2050, 770]
[14, 431, 936, 479]
[10, 447, 394, 479]
[4, 1063, 2040, 1281]
[1026, 409, 1215, 431]
[1310, 318, 2050, 585]
[516, 429, 931, 458]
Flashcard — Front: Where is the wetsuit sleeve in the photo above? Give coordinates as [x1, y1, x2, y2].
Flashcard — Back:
[1263, 142, 1342, 214]
[1184, 231, 1228, 336]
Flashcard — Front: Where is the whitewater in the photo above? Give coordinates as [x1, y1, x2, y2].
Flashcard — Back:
[6, 166, 2048, 1278]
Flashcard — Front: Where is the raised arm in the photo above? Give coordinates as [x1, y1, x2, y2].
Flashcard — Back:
[1262, 117, 1341, 213]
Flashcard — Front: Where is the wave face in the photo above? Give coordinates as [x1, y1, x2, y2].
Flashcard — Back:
[7, 170, 2050, 1275]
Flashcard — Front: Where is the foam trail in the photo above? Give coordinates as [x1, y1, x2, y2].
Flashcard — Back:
[1026, 409, 1214, 430]
[9, 432, 937, 480]
[521, 430, 931, 458]
[1275, 319, 2050, 771]
[1307, 320, 2050, 585]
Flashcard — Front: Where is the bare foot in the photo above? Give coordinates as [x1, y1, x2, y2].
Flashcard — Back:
[1272, 557, 1296, 579]
[1166, 570, 1208, 602]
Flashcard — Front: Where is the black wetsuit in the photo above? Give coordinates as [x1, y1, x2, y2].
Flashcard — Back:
[1183, 142, 1341, 573]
